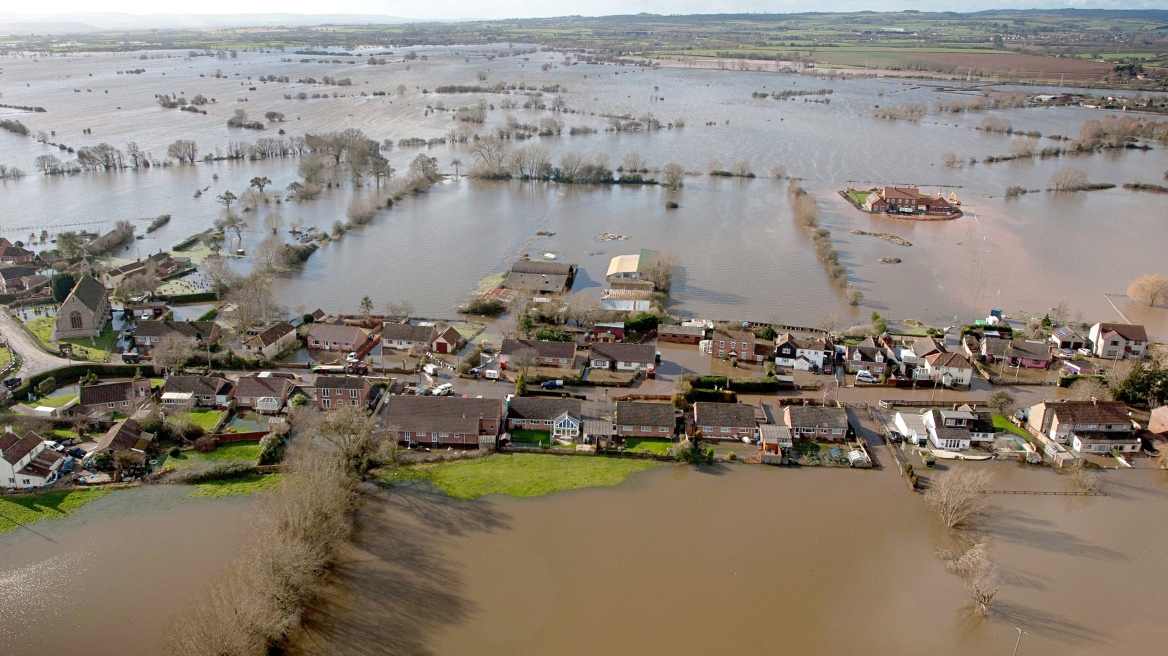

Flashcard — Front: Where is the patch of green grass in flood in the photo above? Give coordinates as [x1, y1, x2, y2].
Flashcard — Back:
[163, 441, 261, 469]
[377, 453, 660, 500]
[0, 489, 110, 533]
[187, 474, 280, 498]
[625, 438, 674, 455]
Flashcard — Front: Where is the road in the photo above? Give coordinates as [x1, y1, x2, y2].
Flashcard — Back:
[0, 309, 71, 379]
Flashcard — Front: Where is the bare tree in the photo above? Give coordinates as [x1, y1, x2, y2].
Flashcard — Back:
[622, 151, 647, 173]
[645, 251, 681, 295]
[166, 139, 198, 164]
[385, 300, 414, 321]
[1050, 166, 1088, 191]
[115, 270, 160, 302]
[924, 468, 994, 529]
[263, 212, 284, 235]
[1068, 460, 1101, 492]
[253, 234, 288, 276]
[153, 334, 198, 374]
[1127, 274, 1168, 307]
[986, 391, 1016, 418]
[1008, 137, 1038, 158]
[1070, 377, 1110, 402]
[730, 160, 752, 177]
[1051, 300, 1070, 326]
[939, 542, 999, 616]
[662, 163, 685, 190]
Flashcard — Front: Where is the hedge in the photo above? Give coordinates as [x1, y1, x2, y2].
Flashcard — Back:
[1058, 374, 1105, 388]
[159, 291, 220, 304]
[690, 389, 738, 403]
[688, 375, 791, 393]
[11, 364, 155, 401]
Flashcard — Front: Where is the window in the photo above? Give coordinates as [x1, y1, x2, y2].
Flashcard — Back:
[350, 389, 358, 399]
[832, 428, 843, 435]
[322, 388, 330, 397]
[108, 402, 114, 408]
[69, 311, 83, 330]
[719, 341, 725, 348]
[439, 432, 450, 438]
[658, 427, 668, 433]
[720, 427, 729, 433]
[403, 432, 411, 439]
[622, 425, 633, 431]
[322, 399, 331, 409]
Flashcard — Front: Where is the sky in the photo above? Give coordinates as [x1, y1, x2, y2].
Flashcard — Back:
[4, 1, 1167, 21]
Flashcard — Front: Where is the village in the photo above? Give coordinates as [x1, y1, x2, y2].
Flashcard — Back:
[2, 229, 1166, 497]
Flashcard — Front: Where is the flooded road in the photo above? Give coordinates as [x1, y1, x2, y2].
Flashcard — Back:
[2, 48, 1167, 332]
[291, 462, 1168, 656]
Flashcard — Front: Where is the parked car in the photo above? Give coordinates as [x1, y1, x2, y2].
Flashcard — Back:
[121, 351, 140, 364]
[855, 371, 878, 384]
[67, 447, 87, 459]
[1077, 347, 1093, 357]
[432, 383, 454, 396]
[1056, 349, 1074, 359]
[2, 377, 22, 390]
[540, 379, 564, 390]
[44, 441, 65, 453]
[414, 386, 430, 396]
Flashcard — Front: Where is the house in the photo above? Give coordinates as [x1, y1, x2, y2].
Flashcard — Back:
[894, 411, 929, 446]
[592, 322, 626, 342]
[52, 275, 109, 340]
[589, 343, 656, 372]
[1, 430, 65, 489]
[385, 396, 503, 447]
[961, 334, 981, 360]
[506, 397, 583, 441]
[709, 329, 759, 362]
[78, 378, 152, 416]
[380, 322, 436, 352]
[775, 333, 833, 370]
[863, 186, 956, 216]
[694, 402, 757, 441]
[615, 401, 676, 438]
[600, 288, 653, 312]
[161, 376, 234, 409]
[308, 323, 371, 352]
[502, 260, 578, 294]
[958, 404, 998, 443]
[1027, 399, 1139, 453]
[94, 419, 157, 463]
[923, 352, 974, 386]
[313, 375, 373, 410]
[658, 323, 708, 344]
[922, 409, 976, 451]
[900, 336, 945, 367]
[124, 300, 170, 321]
[783, 405, 850, 441]
[0, 266, 38, 294]
[605, 249, 659, 289]
[102, 251, 187, 289]
[0, 245, 35, 265]
[242, 321, 298, 361]
[844, 337, 892, 376]
[1149, 406, 1168, 436]
[1050, 326, 1086, 351]
[134, 320, 222, 353]
[1088, 323, 1148, 359]
[1002, 340, 1053, 369]
[431, 326, 464, 354]
[501, 339, 576, 369]
[759, 425, 793, 453]
[234, 374, 294, 414]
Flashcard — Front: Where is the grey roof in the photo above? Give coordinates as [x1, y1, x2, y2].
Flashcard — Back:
[759, 424, 793, 445]
[314, 376, 371, 391]
[590, 342, 656, 365]
[507, 397, 582, 421]
[96, 419, 155, 454]
[1004, 340, 1051, 361]
[68, 275, 108, 312]
[582, 419, 614, 436]
[510, 261, 576, 276]
[380, 323, 436, 343]
[162, 375, 232, 397]
[0, 266, 36, 281]
[235, 375, 293, 399]
[912, 337, 945, 358]
[308, 322, 371, 344]
[784, 405, 849, 430]
[247, 321, 295, 348]
[384, 396, 503, 435]
[79, 380, 143, 406]
[777, 333, 832, 351]
[1048, 400, 1132, 427]
[694, 402, 757, 428]
[660, 324, 708, 337]
[502, 338, 576, 361]
[615, 401, 675, 427]
[1052, 326, 1084, 341]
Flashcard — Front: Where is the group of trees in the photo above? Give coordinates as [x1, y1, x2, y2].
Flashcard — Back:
[1128, 273, 1168, 307]
[788, 183, 852, 295]
[925, 468, 1000, 616]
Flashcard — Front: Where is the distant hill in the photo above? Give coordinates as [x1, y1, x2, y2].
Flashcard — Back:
[0, 13, 415, 34]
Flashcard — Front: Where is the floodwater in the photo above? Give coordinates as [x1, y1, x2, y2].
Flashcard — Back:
[2, 47, 1168, 332]
[291, 462, 1168, 656]
[0, 486, 254, 655]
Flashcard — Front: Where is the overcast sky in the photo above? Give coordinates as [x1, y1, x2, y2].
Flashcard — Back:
[5, 1, 1167, 21]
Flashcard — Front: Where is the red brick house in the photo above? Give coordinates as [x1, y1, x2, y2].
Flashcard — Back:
[432, 326, 464, 354]
[506, 397, 583, 441]
[308, 323, 371, 352]
[709, 329, 760, 362]
[693, 402, 757, 441]
[313, 375, 373, 410]
[78, 378, 152, 416]
[235, 374, 295, 414]
[385, 396, 503, 447]
[381, 322, 438, 352]
[659, 323, 708, 344]
[783, 405, 850, 442]
[0, 246, 35, 265]
[615, 401, 676, 439]
[864, 187, 955, 216]
[501, 339, 577, 368]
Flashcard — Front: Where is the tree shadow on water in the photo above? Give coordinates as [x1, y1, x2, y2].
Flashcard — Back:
[987, 511, 1125, 561]
[989, 601, 1109, 645]
[288, 487, 511, 656]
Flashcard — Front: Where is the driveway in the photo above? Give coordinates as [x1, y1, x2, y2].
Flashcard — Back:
[0, 309, 71, 378]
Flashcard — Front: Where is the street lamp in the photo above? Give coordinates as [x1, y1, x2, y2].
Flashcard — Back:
[1012, 626, 1027, 656]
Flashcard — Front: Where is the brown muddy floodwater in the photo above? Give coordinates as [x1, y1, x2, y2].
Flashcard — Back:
[0, 486, 254, 656]
[291, 462, 1168, 656]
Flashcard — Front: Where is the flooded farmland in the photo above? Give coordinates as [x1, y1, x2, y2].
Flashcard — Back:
[1, 47, 1167, 333]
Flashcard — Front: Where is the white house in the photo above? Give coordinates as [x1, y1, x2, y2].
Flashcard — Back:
[922, 409, 976, 451]
[1, 430, 64, 489]
[1027, 399, 1139, 453]
[589, 343, 656, 372]
[242, 321, 298, 361]
[775, 333, 833, 370]
[1088, 323, 1148, 359]
[922, 352, 974, 387]
[894, 411, 929, 446]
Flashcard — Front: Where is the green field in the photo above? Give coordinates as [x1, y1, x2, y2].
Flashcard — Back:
[187, 474, 280, 498]
[993, 414, 1035, 442]
[509, 429, 552, 445]
[625, 438, 674, 455]
[167, 409, 226, 433]
[163, 440, 261, 469]
[378, 453, 659, 500]
[26, 315, 119, 362]
[30, 393, 78, 409]
[0, 489, 110, 533]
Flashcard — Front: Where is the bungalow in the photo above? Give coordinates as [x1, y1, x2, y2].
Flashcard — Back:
[1003, 340, 1053, 369]
[709, 329, 759, 362]
[615, 401, 676, 439]
[308, 323, 371, 353]
[161, 375, 234, 409]
[380, 322, 436, 352]
[923, 352, 974, 387]
[844, 337, 892, 376]
[77, 378, 152, 416]
[385, 396, 503, 448]
[234, 374, 294, 414]
[0, 266, 38, 294]
[775, 333, 833, 370]
[658, 323, 708, 344]
[589, 342, 656, 372]
[102, 251, 187, 289]
[1049, 326, 1086, 351]
[506, 397, 583, 441]
[605, 249, 659, 289]
[783, 405, 850, 442]
[313, 376, 374, 411]
[242, 321, 298, 361]
[759, 424, 793, 453]
[0, 245, 35, 265]
[134, 320, 222, 353]
[694, 402, 757, 441]
[94, 418, 156, 463]
[432, 326, 464, 354]
[501, 339, 576, 369]
[1027, 399, 1138, 452]
[1, 430, 65, 489]
[1088, 323, 1148, 359]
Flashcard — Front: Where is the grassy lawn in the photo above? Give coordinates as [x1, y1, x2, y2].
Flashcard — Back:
[167, 409, 225, 433]
[188, 474, 280, 498]
[0, 347, 11, 366]
[625, 438, 674, 455]
[31, 393, 78, 408]
[993, 414, 1034, 441]
[26, 315, 118, 362]
[377, 453, 659, 500]
[845, 190, 871, 205]
[163, 441, 262, 469]
[0, 489, 110, 533]
[509, 429, 551, 445]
